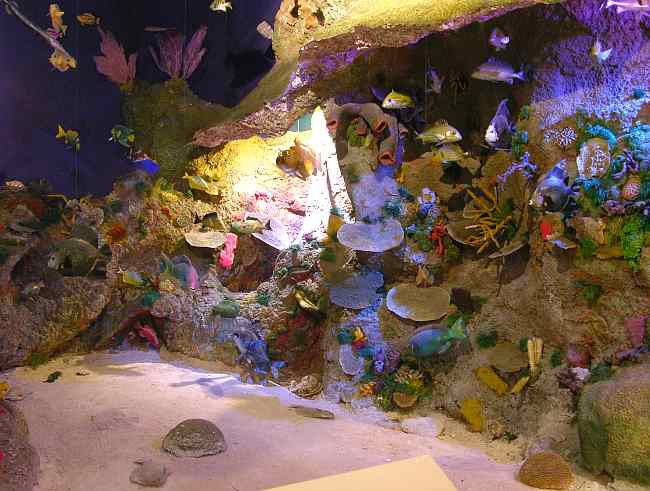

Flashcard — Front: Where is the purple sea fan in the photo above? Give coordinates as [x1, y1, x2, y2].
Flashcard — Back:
[94, 27, 137, 90]
[149, 25, 208, 80]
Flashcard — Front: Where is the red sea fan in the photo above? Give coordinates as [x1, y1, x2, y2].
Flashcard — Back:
[94, 27, 137, 90]
[149, 25, 208, 80]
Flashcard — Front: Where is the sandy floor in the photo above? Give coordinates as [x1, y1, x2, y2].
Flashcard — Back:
[3, 350, 577, 491]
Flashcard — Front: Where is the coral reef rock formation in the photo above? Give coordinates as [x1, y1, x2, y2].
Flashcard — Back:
[162, 419, 227, 458]
[0, 401, 39, 491]
[578, 363, 650, 485]
[192, 0, 552, 147]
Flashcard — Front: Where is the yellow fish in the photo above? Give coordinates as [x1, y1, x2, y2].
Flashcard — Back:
[294, 290, 319, 312]
[77, 13, 100, 26]
[49, 49, 76, 72]
[382, 90, 415, 109]
[210, 0, 232, 12]
[49, 4, 67, 35]
[56, 124, 80, 151]
[0, 381, 10, 401]
[416, 120, 462, 146]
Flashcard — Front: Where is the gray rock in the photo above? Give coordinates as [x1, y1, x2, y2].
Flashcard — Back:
[162, 419, 227, 458]
[400, 417, 440, 438]
[129, 460, 170, 487]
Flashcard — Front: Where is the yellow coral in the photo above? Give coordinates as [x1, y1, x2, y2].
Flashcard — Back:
[359, 382, 376, 397]
[395, 366, 424, 392]
[476, 366, 508, 396]
[460, 399, 484, 432]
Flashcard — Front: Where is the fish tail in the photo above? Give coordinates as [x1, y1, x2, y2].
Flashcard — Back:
[56, 125, 65, 138]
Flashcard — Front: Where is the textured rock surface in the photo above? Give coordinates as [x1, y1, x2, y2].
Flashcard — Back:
[162, 419, 227, 458]
[192, 0, 553, 147]
[0, 401, 39, 491]
[578, 364, 650, 484]
[518, 451, 574, 490]
[129, 460, 170, 487]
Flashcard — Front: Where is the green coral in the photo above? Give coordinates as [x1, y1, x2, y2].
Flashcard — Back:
[256, 289, 271, 306]
[382, 198, 402, 218]
[27, 353, 50, 369]
[550, 349, 563, 368]
[579, 238, 598, 259]
[620, 215, 649, 270]
[575, 281, 603, 305]
[0, 245, 8, 265]
[319, 247, 336, 262]
[476, 330, 498, 349]
[624, 122, 650, 163]
[124, 79, 224, 179]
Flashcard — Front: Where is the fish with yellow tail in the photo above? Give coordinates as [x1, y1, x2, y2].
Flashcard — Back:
[416, 120, 462, 146]
[210, 0, 232, 12]
[77, 13, 100, 26]
[48, 3, 67, 37]
[382, 89, 415, 109]
[56, 125, 80, 151]
[49, 48, 76, 71]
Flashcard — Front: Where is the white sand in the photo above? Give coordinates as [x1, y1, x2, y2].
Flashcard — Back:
[5, 350, 542, 491]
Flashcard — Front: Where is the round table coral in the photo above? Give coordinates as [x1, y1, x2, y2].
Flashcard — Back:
[518, 451, 574, 490]
[386, 284, 450, 322]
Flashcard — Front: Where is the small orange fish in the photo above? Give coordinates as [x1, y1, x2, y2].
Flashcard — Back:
[77, 13, 100, 26]
[49, 49, 76, 72]
[48, 4, 67, 36]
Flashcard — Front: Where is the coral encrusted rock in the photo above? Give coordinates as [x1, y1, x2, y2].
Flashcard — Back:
[162, 419, 227, 458]
[518, 452, 573, 490]
[578, 363, 650, 484]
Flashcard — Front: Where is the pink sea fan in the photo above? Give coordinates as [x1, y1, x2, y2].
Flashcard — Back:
[94, 27, 137, 87]
[219, 233, 238, 270]
[149, 25, 208, 80]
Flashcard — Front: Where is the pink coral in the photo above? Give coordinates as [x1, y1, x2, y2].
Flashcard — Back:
[94, 27, 137, 88]
[149, 25, 208, 79]
[219, 233, 238, 270]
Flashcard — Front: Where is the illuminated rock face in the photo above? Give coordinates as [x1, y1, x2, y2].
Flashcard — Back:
[191, 0, 551, 148]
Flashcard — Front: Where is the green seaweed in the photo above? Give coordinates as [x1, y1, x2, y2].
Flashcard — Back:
[620, 215, 649, 270]
[579, 238, 598, 259]
[518, 337, 529, 352]
[256, 290, 271, 306]
[27, 353, 50, 369]
[575, 281, 603, 304]
[319, 248, 336, 262]
[476, 330, 498, 349]
[382, 199, 402, 218]
[550, 349, 563, 368]
[587, 362, 613, 384]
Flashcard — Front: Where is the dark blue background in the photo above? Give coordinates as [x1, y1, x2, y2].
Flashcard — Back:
[0, 0, 280, 196]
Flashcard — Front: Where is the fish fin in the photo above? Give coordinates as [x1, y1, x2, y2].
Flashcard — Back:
[434, 119, 448, 125]
[56, 125, 65, 138]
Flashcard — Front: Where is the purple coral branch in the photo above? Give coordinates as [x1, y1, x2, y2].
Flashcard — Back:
[149, 25, 208, 80]
[497, 153, 538, 191]
[94, 27, 137, 87]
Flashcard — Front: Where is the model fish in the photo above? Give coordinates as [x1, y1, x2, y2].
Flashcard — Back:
[604, 0, 649, 16]
[382, 89, 415, 109]
[182, 174, 220, 196]
[77, 13, 100, 26]
[489, 27, 510, 51]
[256, 20, 273, 40]
[408, 319, 466, 358]
[416, 120, 462, 145]
[231, 219, 265, 235]
[289, 405, 335, 420]
[48, 3, 67, 36]
[3, 180, 26, 192]
[20, 281, 45, 299]
[2, 0, 77, 68]
[109, 125, 135, 148]
[485, 99, 514, 149]
[144, 26, 173, 32]
[434, 143, 466, 163]
[135, 322, 160, 349]
[121, 271, 148, 287]
[44, 371, 62, 383]
[530, 160, 573, 212]
[426, 68, 445, 95]
[210, 0, 232, 12]
[49, 48, 76, 72]
[590, 39, 613, 64]
[56, 125, 80, 150]
[471, 59, 525, 84]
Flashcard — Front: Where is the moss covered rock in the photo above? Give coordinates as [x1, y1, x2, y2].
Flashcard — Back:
[578, 363, 650, 484]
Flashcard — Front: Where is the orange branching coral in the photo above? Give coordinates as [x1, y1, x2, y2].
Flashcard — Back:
[105, 223, 128, 244]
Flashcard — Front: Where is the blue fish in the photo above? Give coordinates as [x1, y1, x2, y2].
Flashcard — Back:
[408, 319, 467, 358]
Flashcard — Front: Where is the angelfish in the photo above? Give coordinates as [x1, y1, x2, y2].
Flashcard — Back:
[603, 0, 649, 16]
[485, 99, 514, 149]
[426, 68, 445, 95]
[489, 27, 510, 51]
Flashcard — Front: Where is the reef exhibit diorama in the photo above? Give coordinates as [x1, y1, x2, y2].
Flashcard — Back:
[1, 0, 650, 489]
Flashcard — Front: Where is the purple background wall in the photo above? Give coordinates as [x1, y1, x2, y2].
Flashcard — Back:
[0, 0, 280, 196]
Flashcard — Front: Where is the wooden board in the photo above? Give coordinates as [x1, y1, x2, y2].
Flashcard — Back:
[266, 455, 459, 491]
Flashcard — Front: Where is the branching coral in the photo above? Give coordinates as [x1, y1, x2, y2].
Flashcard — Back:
[496, 152, 538, 191]
[463, 185, 516, 254]
[94, 27, 137, 92]
[149, 26, 208, 80]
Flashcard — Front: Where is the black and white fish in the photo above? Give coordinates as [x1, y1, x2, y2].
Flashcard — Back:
[489, 28, 510, 51]
[530, 160, 575, 212]
[485, 99, 514, 149]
